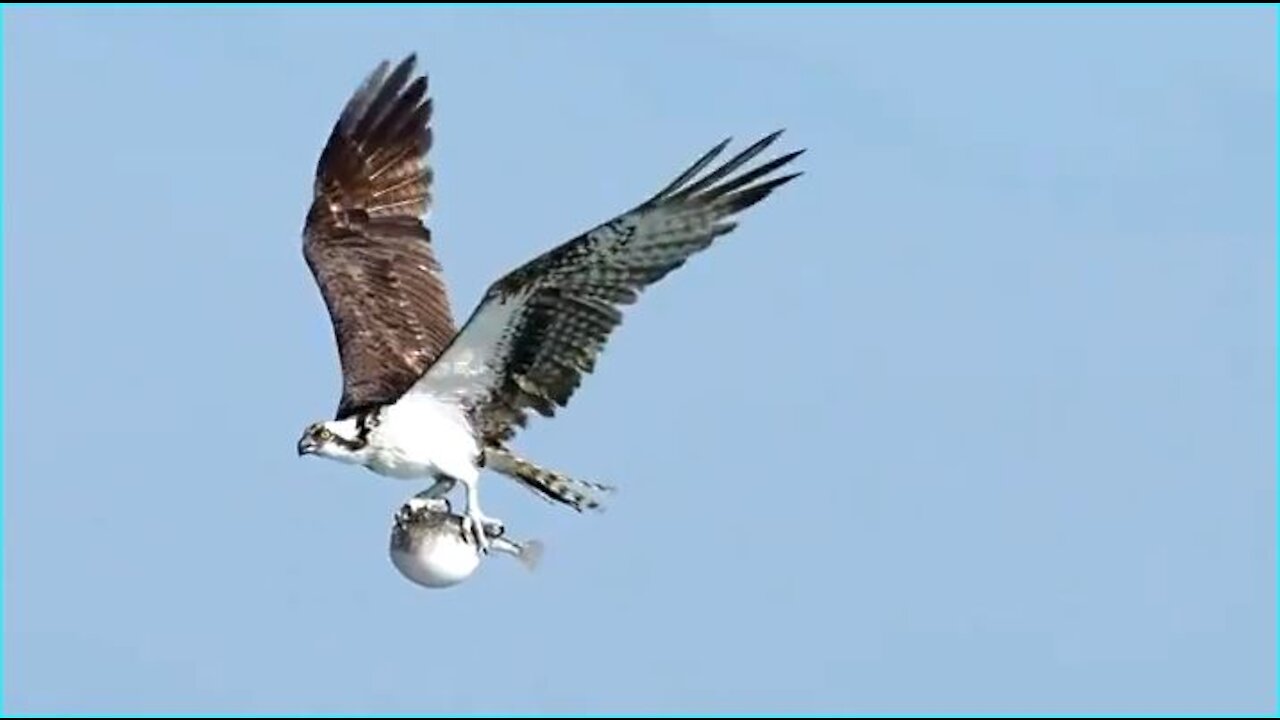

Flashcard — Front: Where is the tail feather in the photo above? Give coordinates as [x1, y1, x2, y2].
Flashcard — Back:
[483, 445, 615, 512]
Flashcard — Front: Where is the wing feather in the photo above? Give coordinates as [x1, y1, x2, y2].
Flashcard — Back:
[302, 55, 456, 420]
[412, 131, 804, 444]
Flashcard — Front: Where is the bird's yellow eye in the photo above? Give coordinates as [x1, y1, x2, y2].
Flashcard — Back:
[319, 427, 332, 440]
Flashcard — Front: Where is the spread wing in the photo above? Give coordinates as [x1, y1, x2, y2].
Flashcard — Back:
[410, 131, 804, 444]
[302, 54, 456, 420]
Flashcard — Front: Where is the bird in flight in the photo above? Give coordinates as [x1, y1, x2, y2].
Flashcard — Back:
[295, 54, 804, 550]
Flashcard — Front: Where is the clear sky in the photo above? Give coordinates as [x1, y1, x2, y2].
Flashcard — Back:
[3, 5, 1275, 716]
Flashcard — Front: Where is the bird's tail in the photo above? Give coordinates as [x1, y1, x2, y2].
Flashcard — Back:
[483, 445, 615, 512]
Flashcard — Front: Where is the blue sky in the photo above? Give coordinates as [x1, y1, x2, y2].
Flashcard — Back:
[3, 5, 1275, 716]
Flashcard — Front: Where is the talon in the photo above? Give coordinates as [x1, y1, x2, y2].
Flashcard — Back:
[462, 514, 492, 554]
[462, 509, 504, 554]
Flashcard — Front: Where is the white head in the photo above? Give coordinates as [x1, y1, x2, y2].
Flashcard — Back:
[296, 417, 366, 464]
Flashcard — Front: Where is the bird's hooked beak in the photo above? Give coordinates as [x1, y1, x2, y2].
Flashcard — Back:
[297, 436, 318, 456]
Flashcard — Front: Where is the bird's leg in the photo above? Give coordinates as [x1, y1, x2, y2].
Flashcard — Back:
[402, 477, 456, 519]
[457, 474, 504, 553]
[416, 475, 456, 500]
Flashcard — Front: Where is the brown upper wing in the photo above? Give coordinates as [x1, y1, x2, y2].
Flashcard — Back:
[302, 55, 456, 419]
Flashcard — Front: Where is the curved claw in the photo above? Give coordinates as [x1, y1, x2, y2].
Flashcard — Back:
[461, 512, 504, 554]
[461, 516, 487, 553]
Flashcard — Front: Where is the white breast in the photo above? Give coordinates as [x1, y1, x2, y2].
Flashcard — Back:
[367, 394, 480, 480]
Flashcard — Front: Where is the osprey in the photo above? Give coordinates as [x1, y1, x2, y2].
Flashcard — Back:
[295, 54, 804, 550]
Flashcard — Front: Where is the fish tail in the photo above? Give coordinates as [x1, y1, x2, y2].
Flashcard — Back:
[516, 539, 545, 571]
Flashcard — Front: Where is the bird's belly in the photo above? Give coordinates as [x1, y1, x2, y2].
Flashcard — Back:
[365, 451, 435, 479]
[366, 400, 479, 480]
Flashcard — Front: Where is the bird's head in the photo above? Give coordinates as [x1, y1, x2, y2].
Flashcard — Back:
[297, 418, 363, 463]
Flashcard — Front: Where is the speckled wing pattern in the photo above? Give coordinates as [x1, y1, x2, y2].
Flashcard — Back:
[412, 131, 805, 445]
[302, 55, 456, 420]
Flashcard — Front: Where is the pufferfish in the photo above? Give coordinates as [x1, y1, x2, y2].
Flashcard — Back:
[389, 496, 543, 589]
